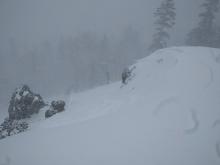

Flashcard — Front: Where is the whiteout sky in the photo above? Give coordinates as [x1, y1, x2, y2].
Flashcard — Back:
[0, 0, 202, 48]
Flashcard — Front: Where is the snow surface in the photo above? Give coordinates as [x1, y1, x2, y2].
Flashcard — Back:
[0, 47, 220, 165]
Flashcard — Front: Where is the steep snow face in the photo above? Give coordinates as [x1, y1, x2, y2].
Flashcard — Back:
[0, 47, 220, 165]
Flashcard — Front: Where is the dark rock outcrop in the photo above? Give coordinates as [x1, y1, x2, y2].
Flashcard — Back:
[45, 100, 65, 118]
[45, 109, 57, 118]
[0, 117, 28, 139]
[51, 100, 65, 112]
[8, 85, 45, 120]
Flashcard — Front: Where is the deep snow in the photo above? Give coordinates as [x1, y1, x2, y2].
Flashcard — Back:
[0, 47, 220, 165]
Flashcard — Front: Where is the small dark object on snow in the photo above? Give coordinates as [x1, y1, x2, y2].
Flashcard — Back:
[45, 100, 65, 118]
[8, 85, 45, 120]
[121, 67, 131, 84]
[51, 100, 65, 112]
[45, 109, 57, 118]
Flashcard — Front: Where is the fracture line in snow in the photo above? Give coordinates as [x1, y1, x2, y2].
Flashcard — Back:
[184, 109, 199, 135]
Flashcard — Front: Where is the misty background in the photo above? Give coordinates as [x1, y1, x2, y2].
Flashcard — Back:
[0, 0, 217, 106]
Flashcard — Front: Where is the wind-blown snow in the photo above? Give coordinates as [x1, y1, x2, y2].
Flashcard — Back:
[0, 47, 220, 165]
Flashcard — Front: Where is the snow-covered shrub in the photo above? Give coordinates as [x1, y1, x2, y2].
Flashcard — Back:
[0, 117, 28, 140]
[122, 67, 131, 84]
[121, 66, 136, 84]
[45, 100, 65, 118]
[8, 85, 45, 120]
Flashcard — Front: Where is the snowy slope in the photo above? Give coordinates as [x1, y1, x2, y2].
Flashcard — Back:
[0, 47, 220, 165]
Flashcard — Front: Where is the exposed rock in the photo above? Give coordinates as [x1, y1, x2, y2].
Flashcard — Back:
[0, 117, 28, 140]
[45, 109, 57, 118]
[45, 100, 65, 118]
[8, 85, 45, 120]
[51, 100, 65, 112]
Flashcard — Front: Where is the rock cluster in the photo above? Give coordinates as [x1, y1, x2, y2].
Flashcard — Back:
[0, 85, 65, 140]
[0, 85, 45, 140]
[8, 85, 45, 120]
[0, 118, 28, 139]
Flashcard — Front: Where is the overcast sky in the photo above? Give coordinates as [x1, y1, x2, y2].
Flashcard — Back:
[0, 0, 204, 49]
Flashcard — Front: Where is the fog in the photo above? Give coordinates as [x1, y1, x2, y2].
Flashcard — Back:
[0, 0, 202, 46]
[0, 0, 212, 105]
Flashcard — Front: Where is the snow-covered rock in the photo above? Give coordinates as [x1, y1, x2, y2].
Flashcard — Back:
[0, 118, 28, 139]
[45, 109, 57, 118]
[0, 47, 220, 165]
[51, 100, 65, 113]
[8, 85, 45, 120]
[45, 100, 65, 118]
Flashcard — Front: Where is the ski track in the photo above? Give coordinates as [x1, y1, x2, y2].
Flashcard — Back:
[209, 48, 220, 64]
[154, 98, 200, 135]
[184, 109, 199, 135]
[203, 64, 214, 89]
[42, 99, 123, 129]
[153, 96, 179, 115]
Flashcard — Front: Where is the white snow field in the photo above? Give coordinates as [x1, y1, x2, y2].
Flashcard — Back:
[0, 47, 220, 165]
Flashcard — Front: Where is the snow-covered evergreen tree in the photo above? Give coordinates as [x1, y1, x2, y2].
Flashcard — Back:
[186, 0, 219, 47]
[149, 0, 176, 53]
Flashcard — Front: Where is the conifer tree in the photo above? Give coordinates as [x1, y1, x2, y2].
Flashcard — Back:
[186, 0, 219, 47]
[149, 0, 176, 53]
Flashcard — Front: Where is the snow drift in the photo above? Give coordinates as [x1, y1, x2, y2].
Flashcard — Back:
[0, 47, 220, 165]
